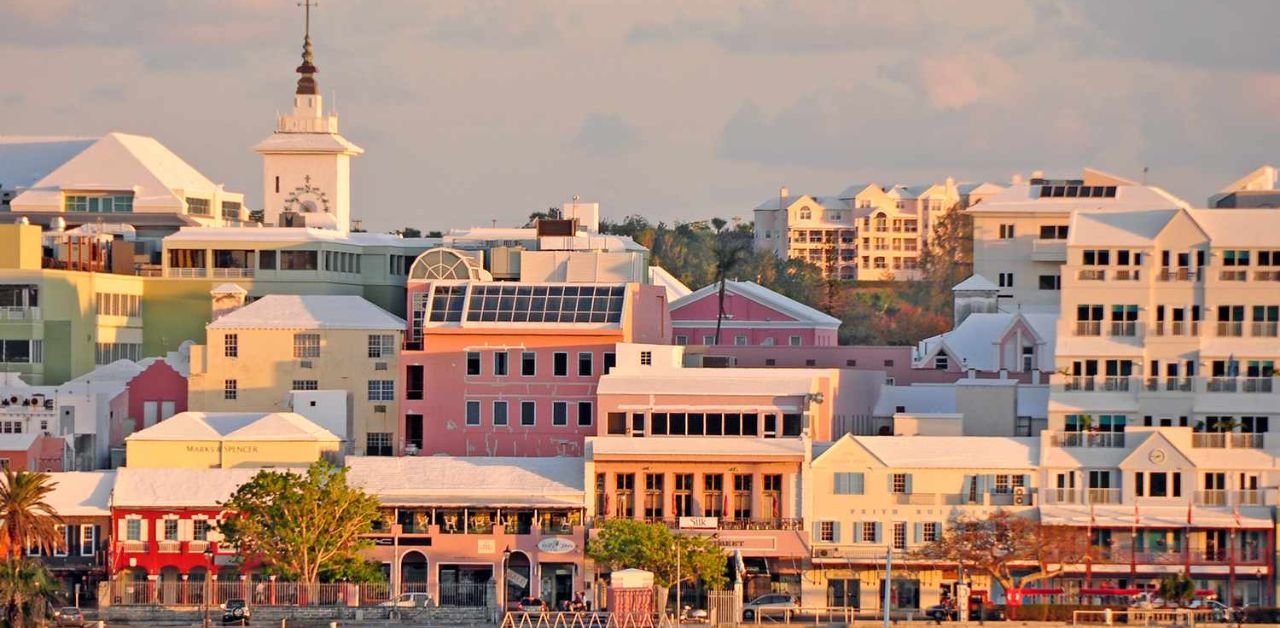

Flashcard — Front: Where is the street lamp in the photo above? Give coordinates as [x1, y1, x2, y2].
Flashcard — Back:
[203, 546, 214, 628]
[501, 546, 512, 615]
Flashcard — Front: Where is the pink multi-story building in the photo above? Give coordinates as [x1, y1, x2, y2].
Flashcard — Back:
[399, 248, 669, 457]
[107, 357, 188, 459]
[669, 280, 839, 348]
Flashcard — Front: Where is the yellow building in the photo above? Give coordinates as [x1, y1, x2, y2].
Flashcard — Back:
[124, 411, 341, 468]
[187, 294, 405, 456]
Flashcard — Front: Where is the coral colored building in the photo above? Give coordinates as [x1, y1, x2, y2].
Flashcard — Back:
[0, 433, 68, 471]
[109, 467, 271, 603]
[107, 357, 189, 458]
[399, 248, 669, 457]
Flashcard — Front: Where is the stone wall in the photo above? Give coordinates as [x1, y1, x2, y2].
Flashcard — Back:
[97, 605, 490, 625]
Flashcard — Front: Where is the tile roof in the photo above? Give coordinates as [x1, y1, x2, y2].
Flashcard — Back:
[113, 467, 286, 508]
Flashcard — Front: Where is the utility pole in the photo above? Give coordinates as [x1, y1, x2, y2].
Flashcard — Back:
[883, 548, 892, 628]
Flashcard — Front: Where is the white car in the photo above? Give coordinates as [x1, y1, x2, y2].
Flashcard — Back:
[379, 593, 433, 608]
[742, 594, 798, 621]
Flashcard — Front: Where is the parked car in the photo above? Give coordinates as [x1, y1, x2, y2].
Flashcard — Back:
[221, 599, 251, 624]
[741, 593, 797, 621]
[54, 607, 84, 627]
[379, 592, 433, 608]
[926, 603, 959, 621]
[511, 596, 549, 612]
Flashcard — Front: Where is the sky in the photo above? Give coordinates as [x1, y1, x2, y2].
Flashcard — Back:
[5, 0, 1280, 232]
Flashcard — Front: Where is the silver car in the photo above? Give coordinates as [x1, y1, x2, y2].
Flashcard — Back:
[742, 593, 798, 621]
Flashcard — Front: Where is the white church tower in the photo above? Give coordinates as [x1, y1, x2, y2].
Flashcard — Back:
[254, 0, 363, 232]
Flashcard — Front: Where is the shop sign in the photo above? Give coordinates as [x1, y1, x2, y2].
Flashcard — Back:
[537, 538, 577, 554]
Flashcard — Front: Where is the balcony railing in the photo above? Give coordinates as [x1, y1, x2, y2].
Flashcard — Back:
[406, 389, 424, 401]
[166, 267, 208, 278]
[1158, 268, 1199, 281]
[1144, 377, 1192, 392]
[1254, 270, 1280, 282]
[1102, 376, 1131, 392]
[1110, 321, 1138, 336]
[0, 306, 40, 321]
[1079, 269, 1106, 281]
[1196, 490, 1228, 506]
[1242, 377, 1274, 393]
[1063, 376, 1096, 391]
[1207, 377, 1238, 392]
[211, 268, 255, 279]
[1217, 321, 1244, 337]
[1219, 270, 1248, 282]
[157, 541, 180, 554]
[1075, 321, 1102, 336]
[1191, 432, 1264, 449]
[1252, 321, 1279, 337]
[1087, 488, 1122, 504]
[1051, 432, 1126, 448]
[1114, 269, 1141, 281]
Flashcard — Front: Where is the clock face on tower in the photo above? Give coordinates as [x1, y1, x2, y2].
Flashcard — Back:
[283, 176, 331, 214]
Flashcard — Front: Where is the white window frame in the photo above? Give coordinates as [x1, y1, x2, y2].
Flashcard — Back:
[80, 525, 96, 556]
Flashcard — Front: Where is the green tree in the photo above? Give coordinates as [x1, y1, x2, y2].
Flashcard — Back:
[396, 227, 422, 238]
[1157, 573, 1195, 606]
[318, 556, 387, 584]
[0, 470, 63, 561]
[218, 461, 381, 584]
[587, 519, 727, 608]
[0, 559, 61, 628]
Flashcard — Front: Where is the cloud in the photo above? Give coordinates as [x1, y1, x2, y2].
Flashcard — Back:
[571, 113, 641, 158]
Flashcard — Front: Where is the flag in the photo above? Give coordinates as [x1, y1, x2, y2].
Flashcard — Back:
[723, 491, 731, 518]
[1186, 502, 1193, 526]
[1233, 505, 1242, 528]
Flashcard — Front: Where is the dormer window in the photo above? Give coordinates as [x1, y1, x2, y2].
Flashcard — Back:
[798, 206, 812, 220]
[64, 193, 134, 213]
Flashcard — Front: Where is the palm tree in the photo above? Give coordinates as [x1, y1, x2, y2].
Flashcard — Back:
[712, 238, 749, 347]
[0, 559, 61, 627]
[0, 469, 63, 560]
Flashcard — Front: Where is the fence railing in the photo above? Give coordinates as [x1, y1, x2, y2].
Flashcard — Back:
[108, 581, 410, 607]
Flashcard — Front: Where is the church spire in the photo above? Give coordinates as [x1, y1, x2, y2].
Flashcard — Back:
[295, 0, 318, 96]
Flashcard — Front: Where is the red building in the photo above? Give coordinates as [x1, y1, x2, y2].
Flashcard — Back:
[109, 467, 261, 604]
[107, 357, 188, 457]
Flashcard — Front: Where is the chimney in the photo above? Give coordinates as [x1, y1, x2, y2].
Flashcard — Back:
[210, 283, 249, 321]
[779, 186, 789, 202]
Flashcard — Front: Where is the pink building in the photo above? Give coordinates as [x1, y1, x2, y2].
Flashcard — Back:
[669, 280, 839, 347]
[107, 358, 189, 459]
[0, 433, 67, 471]
[399, 249, 669, 457]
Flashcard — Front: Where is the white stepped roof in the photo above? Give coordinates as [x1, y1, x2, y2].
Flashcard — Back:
[648, 266, 692, 302]
[124, 411, 340, 443]
[207, 295, 405, 331]
[853, 435, 1040, 469]
[113, 467, 286, 508]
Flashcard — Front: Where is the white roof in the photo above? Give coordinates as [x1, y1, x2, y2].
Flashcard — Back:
[671, 280, 840, 328]
[7, 133, 238, 211]
[164, 226, 438, 248]
[1188, 209, 1280, 247]
[874, 380, 1052, 419]
[587, 437, 805, 459]
[853, 435, 1039, 469]
[916, 311, 1057, 372]
[0, 432, 39, 451]
[648, 266, 692, 302]
[1068, 209, 1181, 246]
[113, 467, 284, 508]
[125, 411, 340, 443]
[598, 367, 824, 397]
[0, 136, 97, 189]
[207, 295, 405, 331]
[65, 359, 145, 386]
[253, 132, 363, 155]
[968, 175, 1188, 215]
[45, 471, 114, 516]
[346, 456, 583, 507]
[1214, 165, 1277, 194]
[210, 283, 248, 296]
[952, 274, 998, 292]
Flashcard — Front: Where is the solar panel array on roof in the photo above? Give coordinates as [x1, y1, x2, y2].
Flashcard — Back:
[428, 285, 466, 322]
[1037, 185, 1117, 199]
[464, 285, 625, 323]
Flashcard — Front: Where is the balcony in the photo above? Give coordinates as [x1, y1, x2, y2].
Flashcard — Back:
[1078, 269, 1106, 281]
[1254, 270, 1280, 282]
[1031, 239, 1067, 262]
[1219, 270, 1248, 282]
[166, 267, 208, 278]
[1158, 268, 1200, 282]
[1050, 431, 1126, 448]
[1242, 377, 1273, 393]
[1195, 490, 1228, 506]
[0, 306, 41, 321]
[210, 268, 255, 279]
[1063, 376, 1096, 391]
[1087, 488, 1122, 504]
[1207, 377, 1238, 392]
[1040, 488, 1119, 505]
[1217, 321, 1244, 337]
[157, 541, 180, 554]
[1114, 269, 1141, 281]
[1195, 489, 1265, 506]
[1075, 321, 1102, 336]
[405, 389, 424, 401]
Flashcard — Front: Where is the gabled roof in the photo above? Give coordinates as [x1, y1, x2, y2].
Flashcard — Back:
[836, 183, 880, 200]
[45, 471, 114, 516]
[207, 295, 405, 330]
[671, 280, 840, 328]
[1188, 209, 1280, 247]
[1213, 165, 1277, 194]
[124, 411, 340, 442]
[9, 133, 234, 211]
[914, 311, 1056, 373]
[0, 432, 40, 451]
[1067, 209, 1182, 246]
[752, 194, 825, 212]
[1118, 430, 1194, 469]
[952, 274, 998, 292]
[113, 467, 283, 508]
[346, 456, 583, 507]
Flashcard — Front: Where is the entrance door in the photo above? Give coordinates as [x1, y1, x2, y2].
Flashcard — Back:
[406, 415, 424, 451]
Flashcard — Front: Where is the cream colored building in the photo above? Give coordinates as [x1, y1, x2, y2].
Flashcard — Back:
[967, 168, 1188, 312]
[805, 435, 1038, 611]
[187, 294, 405, 456]
[754, 179, 985, 281]
[1051, 207, 1280, 437]
[123, 411, 341, 468]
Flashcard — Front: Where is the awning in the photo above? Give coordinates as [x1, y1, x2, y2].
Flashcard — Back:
[1010, 588, 1064, 595]
[1080, 588, 1141, 598]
